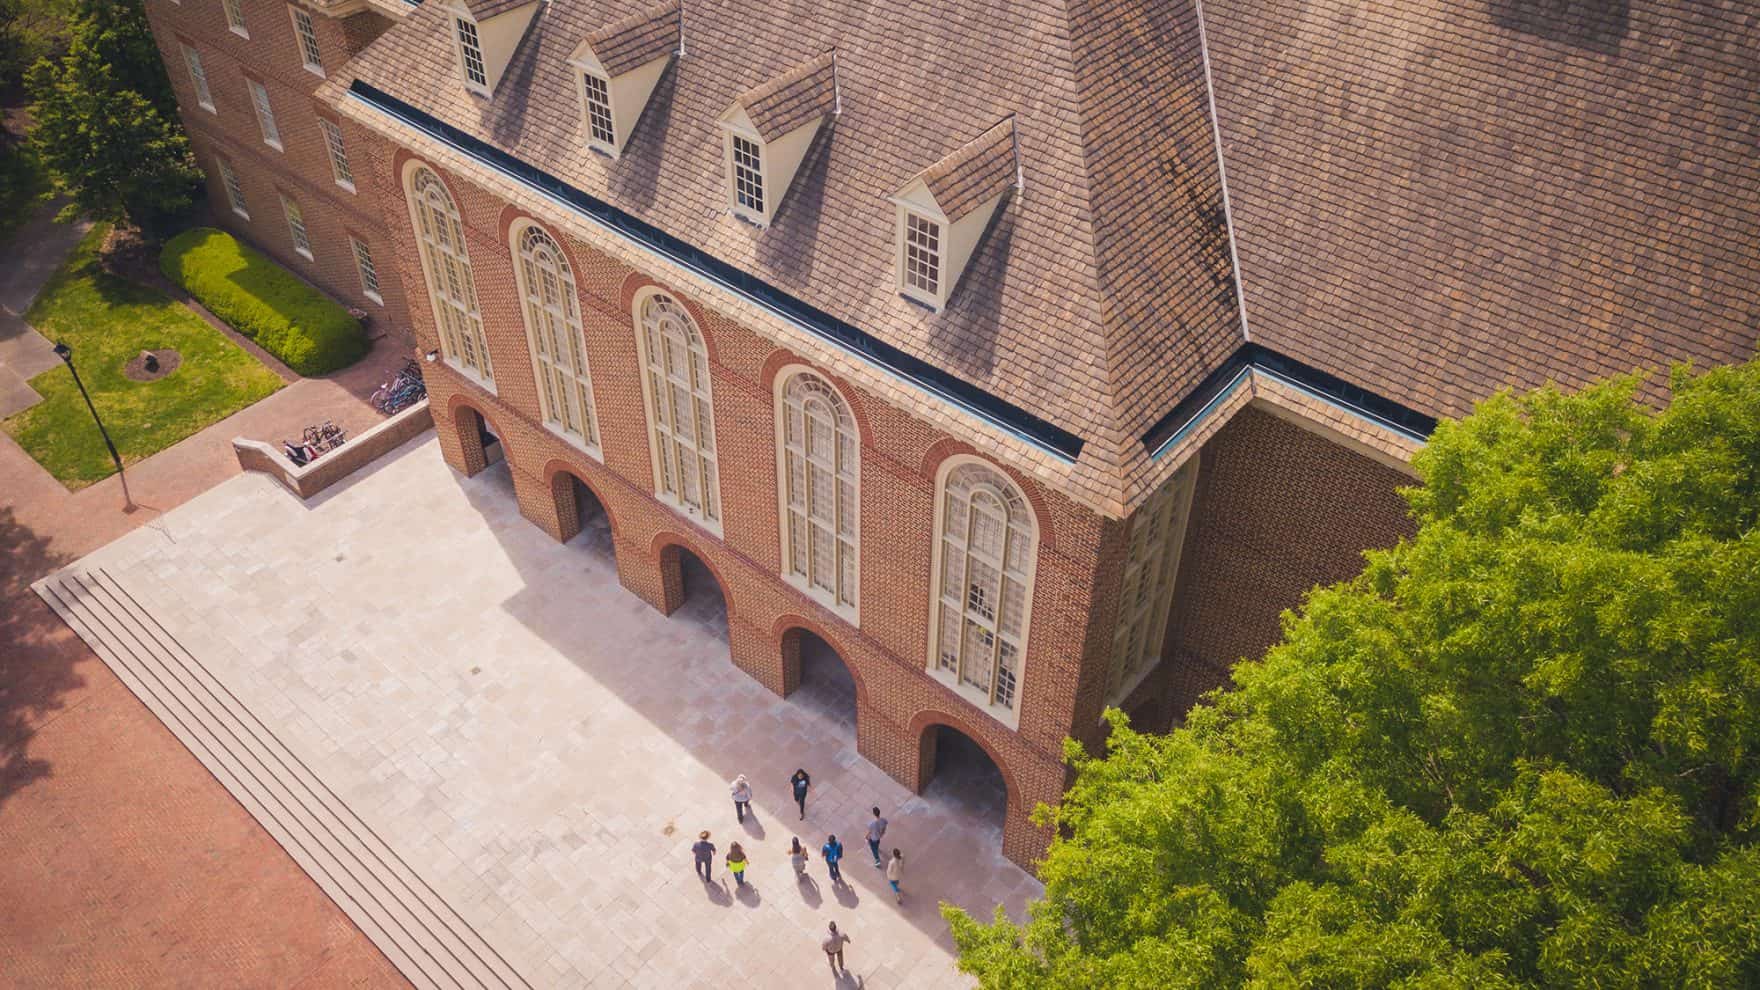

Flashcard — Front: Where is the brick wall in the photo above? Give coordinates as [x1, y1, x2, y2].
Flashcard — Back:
[145, 0, 416, 342]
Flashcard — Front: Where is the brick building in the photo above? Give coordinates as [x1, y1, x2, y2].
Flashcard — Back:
[145, 0, 1760, 867]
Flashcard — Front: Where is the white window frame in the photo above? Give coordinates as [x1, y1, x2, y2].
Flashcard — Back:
[926, 457, 1038, 728]
[454, 16, 489, 94]
[404, 163, 494, 388]
[1105, 460, 1199, 707]
[280, 195, 313, 261]
[223, 0, 248, 37]
[512, 222, 601, 457]
[217, 156, 248, 219]
[774, 368, 860, 621]
[724, 128, 767, 224]
[898, 207, 946, 309]
[317, 117, 354, 192]
[247, 79, 281, 151]
[350, 236, 382, 305]
[289, 5, 324, 77]
[581, 71, 616, 151]
[181, 45, 215, 112]
[634, 289, 720, 533]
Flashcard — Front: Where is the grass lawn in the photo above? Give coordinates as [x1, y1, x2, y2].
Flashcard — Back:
[2, 225, 284, 489]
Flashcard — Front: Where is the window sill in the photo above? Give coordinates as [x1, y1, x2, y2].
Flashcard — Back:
[230, 26, 249, 39]
[231, 208, 250, 221]
[198, 101, 216, 114]
[543, 422, 604, 463]
[335, 179, 356, 194]
[303, 64, 326, 79]
[294, 247, 314, 262]
[926, 667, 1021, 731]
[446, 359, 497, 396]
[363, 289, 383, 306]
[781, 572, 859, 628]
[656, 492, 723, 539]
[263, 139, 283, 153]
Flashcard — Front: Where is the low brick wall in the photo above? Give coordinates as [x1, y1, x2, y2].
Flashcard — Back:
[233, 400, 432, 499]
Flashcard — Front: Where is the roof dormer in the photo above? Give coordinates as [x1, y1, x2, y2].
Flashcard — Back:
[568, 1, 679, 158]
[892, 117, 1018, 311]
[440, 0, 540, 97]
[718, 51, 838, 226]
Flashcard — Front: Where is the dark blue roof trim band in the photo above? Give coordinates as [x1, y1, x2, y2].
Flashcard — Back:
[1142, 342, 1438, 459]
[349, 80, 1085, 462]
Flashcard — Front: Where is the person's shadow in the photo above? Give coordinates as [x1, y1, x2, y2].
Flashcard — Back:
[833, 971, 864, 988]
[796, 873, 822, 908]
[741, 814, 766, 840]
[735, 882, 762, 907]
[832, 880, 860, 908]
[703, 879, 733, 906]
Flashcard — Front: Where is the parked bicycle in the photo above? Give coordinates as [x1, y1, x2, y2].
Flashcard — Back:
[370, 360, 427, 413]
[302, 420, 346, 453]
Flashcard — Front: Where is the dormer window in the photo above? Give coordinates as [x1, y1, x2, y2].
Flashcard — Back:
[892, 117, 1018, 311]
[718, 50, 838, 227]
[569, 2, 680, 158]
[455, 17, 488, 91]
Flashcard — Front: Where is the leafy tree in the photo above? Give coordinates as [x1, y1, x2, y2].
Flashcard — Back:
[946, 362, 1760, 988]
[26, 0, 197, 232]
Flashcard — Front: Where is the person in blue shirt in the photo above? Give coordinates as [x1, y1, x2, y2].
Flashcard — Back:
[821, 833, 844, 884]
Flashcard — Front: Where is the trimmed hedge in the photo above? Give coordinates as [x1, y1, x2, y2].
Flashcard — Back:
[160, 227, 367, 375]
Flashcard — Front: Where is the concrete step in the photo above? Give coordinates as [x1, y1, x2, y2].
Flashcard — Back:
[36, 568, 531, 990]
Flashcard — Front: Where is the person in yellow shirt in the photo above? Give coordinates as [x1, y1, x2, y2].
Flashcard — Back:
[726, 842, 750, 887]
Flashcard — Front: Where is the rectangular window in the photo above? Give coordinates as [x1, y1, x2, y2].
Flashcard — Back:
[218, 156, 248, 218]
[351, 237, 382, 304]
[281, 195, 312, 260]
[455, 18, 487, 88]
[318, 117, 354, 191]
[223, 0, 248, 37]
[731, 135, 765, 215]
[248, 80, 281, 150]
[290, 6, 323, 75]
[582, 72, 615, 146]
[181, 45, 214, 112]
[904, 213, 942, 296]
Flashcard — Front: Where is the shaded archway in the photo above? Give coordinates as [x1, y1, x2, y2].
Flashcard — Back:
[451, 402, 504, 476]
[919, 722, 1008, 833]
[781, 626, 856, 737]
[658, 543, 727, 643]
[549, 469, 613, 560]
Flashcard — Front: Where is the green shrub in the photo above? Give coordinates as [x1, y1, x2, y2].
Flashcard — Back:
[160, 227, 366, 376]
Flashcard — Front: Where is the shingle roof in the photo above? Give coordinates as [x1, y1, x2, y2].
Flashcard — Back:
[581, 1, 677, 77]
[730, 50, 838, 143]
[460, 0, 531, 21]
[327, 0, 1759, 515]
[916, 118, 1017, 224]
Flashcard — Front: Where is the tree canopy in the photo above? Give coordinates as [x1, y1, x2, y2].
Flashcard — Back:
[947, 362, 1760, 988]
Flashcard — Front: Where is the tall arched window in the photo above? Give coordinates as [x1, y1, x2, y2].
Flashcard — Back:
[1107, 460, 1198, 704]
[636, 292, 719, 529]
[777, 370, 858, 616]
[513, 223, 599, 453]
[406, 166, 492, 384]
[930, 460, 1037, 721]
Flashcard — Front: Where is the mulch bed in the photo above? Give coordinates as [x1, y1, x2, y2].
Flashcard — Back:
[123, 349, 181, 382]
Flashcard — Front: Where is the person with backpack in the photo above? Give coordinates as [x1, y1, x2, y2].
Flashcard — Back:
[821, 833, 844, 884]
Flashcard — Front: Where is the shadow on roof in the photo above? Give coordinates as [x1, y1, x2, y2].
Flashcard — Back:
[1487, 0, 1630, 54]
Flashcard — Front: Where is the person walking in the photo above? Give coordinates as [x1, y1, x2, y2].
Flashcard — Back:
[822, 921, 852, 974]
[789, 768, 811, 820]
[691, 830, 716, 883]
[789, 837, 811, 880]
[886, 849, 904, 904]
[726, 842, 750, 887]
[731, 774, 753, 823]
[865, 807, 889, 867]
[821, 833, 844, 884]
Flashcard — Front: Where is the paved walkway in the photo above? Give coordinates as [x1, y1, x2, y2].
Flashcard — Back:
[0, 200, 91, 417]
[41, 437, 1040, 989]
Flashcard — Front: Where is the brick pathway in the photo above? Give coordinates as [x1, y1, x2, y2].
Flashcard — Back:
[41, 438, 1041, 988]
[1, 328, 410, 983]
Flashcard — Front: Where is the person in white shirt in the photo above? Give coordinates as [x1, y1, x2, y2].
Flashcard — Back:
[730, 774, 753, 823]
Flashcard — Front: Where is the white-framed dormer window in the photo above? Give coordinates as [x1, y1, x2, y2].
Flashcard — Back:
[901, 210, 943, 303]
[927, 458, 1038, 728]
[454, 16, 489, 93]
[350, 237, 382, 305]
[280, 195, 313, 261]
[728, 132, 766, 221]
[290, 5, 324, 76]
[1105, 460, 1199, 707]
[181, 44, 215, 112]
[247, 79, 281, 150]
[317, 117, 354, 192]
[581, 71, 615, 148]
[635, 290, 720, 532]
[776, 369, 859, 621]
[217, 156, 248, 219]
[513, 222, 601, 456]
[223, 0, 248, 37]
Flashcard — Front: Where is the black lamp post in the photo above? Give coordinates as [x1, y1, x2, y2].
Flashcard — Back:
[52, 341, 134, 510]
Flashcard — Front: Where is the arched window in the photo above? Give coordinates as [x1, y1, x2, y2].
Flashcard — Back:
[1107, 460, 1198, 704]
[930, 460, 1037, 720]
[636, 292, 719, 529]
[406, 166, 491, 384]
[777, 371, 858, 615]
[513, 223, 599, 453]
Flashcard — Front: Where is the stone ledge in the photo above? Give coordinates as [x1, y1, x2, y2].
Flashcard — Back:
[234, 399, 433, 499]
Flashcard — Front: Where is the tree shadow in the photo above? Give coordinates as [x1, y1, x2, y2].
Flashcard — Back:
[1487, 0, 1629, 54]
[0, 504, 83, 812]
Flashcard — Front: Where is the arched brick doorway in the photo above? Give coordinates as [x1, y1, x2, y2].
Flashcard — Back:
[451, 403, 504, 477]
[918, 722, 1009, 834]
[780, 626, 857, 738]
[657, 542, 727, 644]
[549, 470, 613, 561]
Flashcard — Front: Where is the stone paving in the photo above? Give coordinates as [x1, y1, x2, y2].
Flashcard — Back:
[63, 435, 1041, 988]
